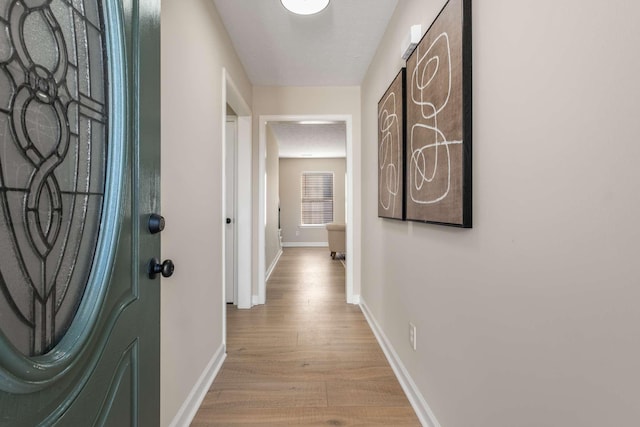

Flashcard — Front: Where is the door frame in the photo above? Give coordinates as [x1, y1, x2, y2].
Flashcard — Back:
[257, 114, 356, 304]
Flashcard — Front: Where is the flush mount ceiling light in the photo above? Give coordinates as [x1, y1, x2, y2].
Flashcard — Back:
[298, 120, 338, 125]
[281, 0, 330, 15]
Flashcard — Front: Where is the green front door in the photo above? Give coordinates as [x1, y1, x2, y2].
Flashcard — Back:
[0, 0, 161, 425]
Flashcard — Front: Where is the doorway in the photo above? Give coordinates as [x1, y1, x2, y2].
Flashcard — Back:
[258, 115, 356, 305]
[222, 68, 252, 323]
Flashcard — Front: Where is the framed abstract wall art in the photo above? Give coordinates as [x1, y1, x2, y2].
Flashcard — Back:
[406, 0, 472, 227]
[378, 68, 406, 220]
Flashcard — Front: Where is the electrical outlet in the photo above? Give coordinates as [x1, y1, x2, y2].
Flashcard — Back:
[409, 322, 417, 351]
[295, 230, 300, 236]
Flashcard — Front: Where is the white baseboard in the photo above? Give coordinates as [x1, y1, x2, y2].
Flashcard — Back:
[281, 242, 328, 248]
[252, 295, 260, 306]
[265, 248, 283, 282]
[168, 344, 226, 427]
[359, 299, 441, 427]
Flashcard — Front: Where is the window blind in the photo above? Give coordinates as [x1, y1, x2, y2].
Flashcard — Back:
[300, 172, 334, 225]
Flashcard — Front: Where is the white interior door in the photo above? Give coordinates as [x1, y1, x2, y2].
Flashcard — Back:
[225, 118, 237, 304]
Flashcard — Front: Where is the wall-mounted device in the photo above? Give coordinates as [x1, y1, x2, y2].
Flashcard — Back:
[401, 24, 422, 60]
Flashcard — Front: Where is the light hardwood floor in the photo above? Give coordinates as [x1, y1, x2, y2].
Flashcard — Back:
[191, 247, 420, 426]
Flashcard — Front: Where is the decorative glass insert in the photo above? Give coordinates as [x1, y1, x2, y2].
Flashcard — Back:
[0, 0, 107, 356]
[300, 172, 334, 225]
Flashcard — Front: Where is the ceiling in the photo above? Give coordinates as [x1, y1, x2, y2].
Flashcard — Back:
[269, 122, 346, 158]
[213, 0, 398, 157]
[212, 0, 399, 86]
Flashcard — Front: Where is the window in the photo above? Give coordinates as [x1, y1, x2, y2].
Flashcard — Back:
[301, 172, 334, 225]
[0, 0, 109, 356]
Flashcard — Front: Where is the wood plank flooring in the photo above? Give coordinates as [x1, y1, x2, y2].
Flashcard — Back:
[191, 247, 420, 426]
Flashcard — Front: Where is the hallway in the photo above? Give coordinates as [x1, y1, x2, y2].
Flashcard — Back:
[191, 248, 420, 425]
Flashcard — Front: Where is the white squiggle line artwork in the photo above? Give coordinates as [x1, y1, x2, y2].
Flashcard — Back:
[378, 91, 400, 216]
[410, 32, 461, 205]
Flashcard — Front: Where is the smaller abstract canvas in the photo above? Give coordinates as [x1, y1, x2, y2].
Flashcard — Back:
[378, 68, 406, 220]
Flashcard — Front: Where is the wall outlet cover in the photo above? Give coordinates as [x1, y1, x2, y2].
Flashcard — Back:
[409, 322, 417, 351]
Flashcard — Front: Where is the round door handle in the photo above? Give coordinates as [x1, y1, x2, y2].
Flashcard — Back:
[148, 258, 174, 279]
[148, 214, 165, 234]
[226, 218, 232, 224]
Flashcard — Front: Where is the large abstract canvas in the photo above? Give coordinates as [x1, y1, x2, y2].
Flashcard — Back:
[406, 0, 472, 227]
[378, 69, 406, 220]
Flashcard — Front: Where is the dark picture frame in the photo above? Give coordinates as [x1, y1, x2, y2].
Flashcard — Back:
[405, 0, 472, 227]
[378, 68, 406, 220]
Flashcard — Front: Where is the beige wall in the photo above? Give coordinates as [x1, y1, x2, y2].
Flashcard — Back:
[252, 86, 361, 296]
[361, 1, 640, 426]
[265, 125, 281, 271]
[279, 158, 346, 245]
[160, 0, 251, 425]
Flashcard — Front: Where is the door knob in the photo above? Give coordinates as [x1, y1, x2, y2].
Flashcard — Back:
[226, 218, 231, 224]
[148, 258, 174, 279]
[148, 213, 165, 234]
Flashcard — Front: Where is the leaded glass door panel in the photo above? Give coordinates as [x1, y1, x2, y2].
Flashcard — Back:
[0, 0, 160, 425]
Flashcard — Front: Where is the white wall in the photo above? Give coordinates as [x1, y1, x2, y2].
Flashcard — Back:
[252, 86, 361, 296]
[160, 0, 251, 425]
[361, 1, 640, 426]
[279, 158, 346, 245]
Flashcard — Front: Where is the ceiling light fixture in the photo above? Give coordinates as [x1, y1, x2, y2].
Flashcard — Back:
[281, 0, 330, 15]
[298, 120, 338, 125]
